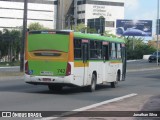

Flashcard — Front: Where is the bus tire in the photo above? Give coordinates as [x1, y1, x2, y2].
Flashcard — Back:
[48, 85, 62, 91]
[111, 72, 120, 88]
[88, 74, 96, 92]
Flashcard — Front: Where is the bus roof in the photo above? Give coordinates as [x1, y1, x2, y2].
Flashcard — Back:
[28, 30, 125, 43]
[73, 32, 125, 43]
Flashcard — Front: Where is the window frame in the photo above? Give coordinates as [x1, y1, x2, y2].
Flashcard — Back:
[89, 40, 103, 60]
[74, 38, 82, 60]
[109, 42, 122, 60]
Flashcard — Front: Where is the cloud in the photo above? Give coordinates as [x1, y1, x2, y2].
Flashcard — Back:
[125, 0, 139, 11]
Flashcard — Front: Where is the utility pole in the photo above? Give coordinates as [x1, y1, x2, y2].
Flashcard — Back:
[61, 0, 64, 29]
[20, 0, 28, 72]
[74, 0, 77, 30]
[157, 0, 159, 66]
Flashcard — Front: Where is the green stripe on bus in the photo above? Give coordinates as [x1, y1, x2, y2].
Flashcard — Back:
[28, 61, 67, 76]
[74, 32, 125, 43]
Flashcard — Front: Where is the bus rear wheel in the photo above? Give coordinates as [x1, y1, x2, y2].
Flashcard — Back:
[111, 72, 120, 88]
[48, 85, 62, 91]
[88, 74, 96, 92]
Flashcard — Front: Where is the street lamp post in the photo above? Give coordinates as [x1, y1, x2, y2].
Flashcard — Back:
[157, 0, 159, 66]
[20, 0, 28, 72]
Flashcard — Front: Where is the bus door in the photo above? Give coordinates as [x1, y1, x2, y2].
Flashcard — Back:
[121, 45, 126, 81]
[82, 40, 89, 85]
[102, 42, 109, 82]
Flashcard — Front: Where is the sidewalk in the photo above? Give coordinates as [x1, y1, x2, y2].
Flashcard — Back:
[59, 94, 160, 120]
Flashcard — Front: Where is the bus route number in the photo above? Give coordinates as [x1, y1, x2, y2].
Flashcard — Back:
[57, 69, 65, 74]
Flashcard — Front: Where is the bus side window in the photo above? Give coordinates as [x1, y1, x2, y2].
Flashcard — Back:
[90, 41, 97, 59]
[82, 43, 89, 62]
[96, 41, 102, 59]
[111, 43, 116, 59]
[109, 43, 112, 59]
[90, 41, 102, 59]
[117, 43, 121, 59]
[102, 45, 109, 60]
[74, 38, 82, 59]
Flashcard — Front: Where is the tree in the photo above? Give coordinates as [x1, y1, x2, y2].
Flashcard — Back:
[67, 23, 97, 33]
[124, 37, 156, 60]
[74, 23, 86, 32]
[87, 27, 97, 33]
[0, 29, 21, 62]
[10, 30, 21, 60]
[28, 22, 49, 31]
[104, 30, 117, 38]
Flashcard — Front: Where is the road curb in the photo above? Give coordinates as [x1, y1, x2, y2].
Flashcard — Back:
[127, 67, 160, 72]
[0, 76, 23, 81]
[0, 66, 19, 69]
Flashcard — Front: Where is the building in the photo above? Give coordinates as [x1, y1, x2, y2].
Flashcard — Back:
[0, 0, 125, 35]
[148, 35, 160, 49]
[73, 0, 125, 34]
[56, 0, 73, 30]
[0, 0, 57, 30]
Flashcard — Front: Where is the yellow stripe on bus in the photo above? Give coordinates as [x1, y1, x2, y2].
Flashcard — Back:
[27, 52, 68, 62]
[68, 32, 74, 62]
[110, 62, 122, 64]
[74, 61, 89, 67]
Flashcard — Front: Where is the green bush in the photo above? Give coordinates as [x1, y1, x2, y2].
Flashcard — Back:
[0, 61, 20, 67]
[125, 37, 156, 60]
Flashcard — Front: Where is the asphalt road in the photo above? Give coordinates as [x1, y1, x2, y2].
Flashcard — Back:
[0, 69, 160, 112]
[127, 60, 159, 70]
[0, 59, 159, 72]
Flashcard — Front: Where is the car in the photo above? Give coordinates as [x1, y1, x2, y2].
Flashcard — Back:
[148, 51, 160, 63]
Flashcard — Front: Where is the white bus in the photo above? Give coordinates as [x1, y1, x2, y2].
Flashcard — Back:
[24, 31, 126, 92]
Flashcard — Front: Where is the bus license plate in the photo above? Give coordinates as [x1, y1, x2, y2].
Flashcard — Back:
[40, 71, 53, 76]
[42, 78, 51, 82]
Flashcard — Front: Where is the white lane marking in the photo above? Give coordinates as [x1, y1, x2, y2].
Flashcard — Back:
[36, 93, 137, 120]
[73, 93, 137, 111]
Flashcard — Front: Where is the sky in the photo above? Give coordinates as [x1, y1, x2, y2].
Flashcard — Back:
[125, 0, 157, 20]
[124, 0, 157, 36]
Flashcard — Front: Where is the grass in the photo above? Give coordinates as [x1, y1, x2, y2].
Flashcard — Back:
[0, 72, 23, 77]
[0, 61, 20, 67]
[0, 61, 22, 77]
